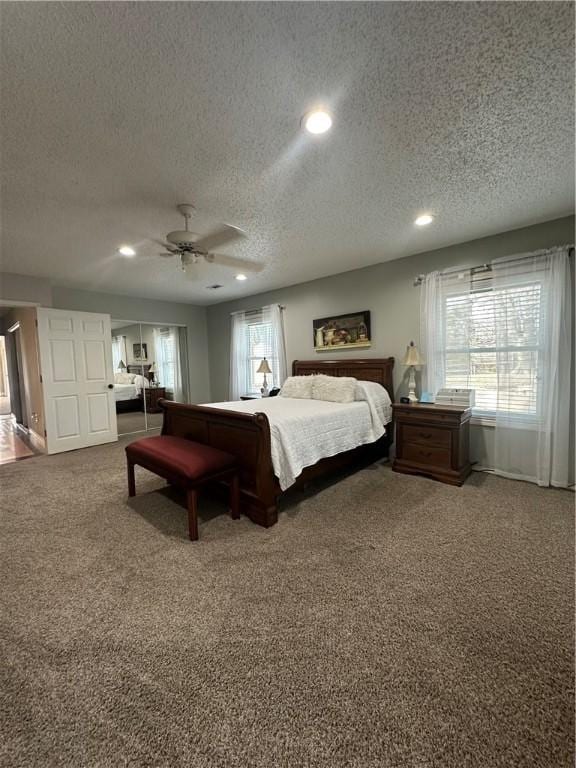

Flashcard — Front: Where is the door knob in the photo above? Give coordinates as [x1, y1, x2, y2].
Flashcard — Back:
[107, 384, 114, 389]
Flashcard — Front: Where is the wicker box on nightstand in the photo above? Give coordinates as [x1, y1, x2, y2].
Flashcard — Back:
[392, 403, 472, 486]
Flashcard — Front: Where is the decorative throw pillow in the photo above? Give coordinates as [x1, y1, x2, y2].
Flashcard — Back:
[114, 372, 134, 384]
[312, 375, 357, 403]
[279, 375, 315, 399]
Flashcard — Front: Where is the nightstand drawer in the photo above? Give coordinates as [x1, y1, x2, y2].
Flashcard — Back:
[403, 443, 450, 468]
[397, 409, 460, 425]
[403, 424, 450, 448]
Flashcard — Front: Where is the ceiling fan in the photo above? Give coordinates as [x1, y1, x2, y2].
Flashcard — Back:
[153, 204, 263, 280]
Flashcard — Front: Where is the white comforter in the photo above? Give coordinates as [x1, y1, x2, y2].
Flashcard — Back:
[114, 383, 140, 402]
[204, 385, 391, 491]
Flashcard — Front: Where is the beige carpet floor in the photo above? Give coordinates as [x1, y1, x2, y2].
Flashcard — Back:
[116, 410, 163, 435]
[0, 438, 573, 768]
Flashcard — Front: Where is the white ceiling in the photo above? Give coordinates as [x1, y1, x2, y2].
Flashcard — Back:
[1, 2, 573, 306]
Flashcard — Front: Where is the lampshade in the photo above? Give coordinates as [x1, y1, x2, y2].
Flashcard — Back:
[149, 362, 157, 373]
[402, 341, 424, 366]
[257, 358, 272, 374]
[118, 359, 127, 370]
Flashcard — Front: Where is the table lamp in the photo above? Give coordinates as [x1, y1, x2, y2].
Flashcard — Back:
[257, 358, 272, 397]
[402, 341, 424, 403]
[117, 359, 127, 372]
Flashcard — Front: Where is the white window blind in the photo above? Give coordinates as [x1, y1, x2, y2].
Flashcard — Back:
[444, 277, 543, 417]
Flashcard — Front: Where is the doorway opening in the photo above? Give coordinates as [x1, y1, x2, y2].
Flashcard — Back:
[0, 308, 43, 465]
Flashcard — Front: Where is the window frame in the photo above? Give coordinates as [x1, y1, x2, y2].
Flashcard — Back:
[244, 315, 279, 396]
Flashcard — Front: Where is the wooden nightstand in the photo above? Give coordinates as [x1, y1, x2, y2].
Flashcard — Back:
[144, 386, 166, 413]
[392, 403, 472, 486]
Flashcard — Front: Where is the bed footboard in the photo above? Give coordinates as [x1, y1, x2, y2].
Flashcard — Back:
[159, 400, 279, 527]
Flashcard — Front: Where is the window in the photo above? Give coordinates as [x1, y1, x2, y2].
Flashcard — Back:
[422, 247, 573, 487]
[245, 316, 280, 395]
[157, 329, 175, 390]
[153, 327, 179, 393]
[443, 277, 543, 418]
[230, 305, 287, 399]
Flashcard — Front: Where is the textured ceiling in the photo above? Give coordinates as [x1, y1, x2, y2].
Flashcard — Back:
[1, 2, 574, 305]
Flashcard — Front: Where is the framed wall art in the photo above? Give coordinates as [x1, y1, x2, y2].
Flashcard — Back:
[313, 311, 371, 351]
[133, 342, 148, 361]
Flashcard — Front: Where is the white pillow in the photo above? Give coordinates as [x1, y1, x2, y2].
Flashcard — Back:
[114, 372, 133, 384]
[312, 374, 357, 403]
[279, 375, 315, 399]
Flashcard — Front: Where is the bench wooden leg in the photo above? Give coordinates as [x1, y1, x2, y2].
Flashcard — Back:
[230, 473, 240, 519]
[187, 488, 199, 541]
[127, 460, 136, 498]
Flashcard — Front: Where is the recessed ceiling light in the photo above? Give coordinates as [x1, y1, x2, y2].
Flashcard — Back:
[414, 214, 434, 227]
[235, 273, 247, 281]
[303, 109, 333, 135]
[118, 245, 136, 257]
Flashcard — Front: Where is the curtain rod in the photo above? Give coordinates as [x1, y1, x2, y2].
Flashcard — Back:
[230, 304, 285, 317]
[413, 244, 574, 287]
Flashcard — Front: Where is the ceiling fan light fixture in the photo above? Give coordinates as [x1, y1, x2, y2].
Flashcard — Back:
[414, 214, 434, 227]
[235, 273, 247, 281]
[303, 109, 333, 135]
[118, 245, 136, 257]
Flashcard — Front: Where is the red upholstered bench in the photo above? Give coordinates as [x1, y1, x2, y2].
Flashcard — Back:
[125, 435, 240, 541]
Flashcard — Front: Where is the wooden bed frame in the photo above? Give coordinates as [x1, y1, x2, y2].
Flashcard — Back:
[115, 364, 153, 413]
[159, 358, 395, 528]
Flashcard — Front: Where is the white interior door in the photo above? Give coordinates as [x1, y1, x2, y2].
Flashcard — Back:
[37, 308, 118, 454]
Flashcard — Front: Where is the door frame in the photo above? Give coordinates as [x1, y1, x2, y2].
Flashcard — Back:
[5, 322, 28, 429]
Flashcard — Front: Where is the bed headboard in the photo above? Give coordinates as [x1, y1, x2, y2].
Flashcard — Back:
[127, 363, 152, 378]
[292, 358, 395, 403]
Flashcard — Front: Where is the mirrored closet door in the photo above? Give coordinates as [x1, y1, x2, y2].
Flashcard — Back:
[110, 320, 188, 436]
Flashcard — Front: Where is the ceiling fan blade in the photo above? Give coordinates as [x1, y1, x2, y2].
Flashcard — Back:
[206, 253, 264, 273]
[194, 225, 246, 253]
[151, 238, 179, 252]
[158, 252, 176, 258]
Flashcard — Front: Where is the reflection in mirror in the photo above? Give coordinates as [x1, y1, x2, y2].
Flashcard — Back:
[110, 321, 147, 435]
[144, 324, 189, 431]
[111, 321, 188, 434]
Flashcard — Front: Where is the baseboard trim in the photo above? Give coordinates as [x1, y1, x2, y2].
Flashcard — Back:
[28, 429, 46, 453]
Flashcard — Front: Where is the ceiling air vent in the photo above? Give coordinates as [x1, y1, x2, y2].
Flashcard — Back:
[206, 284, 223, 290]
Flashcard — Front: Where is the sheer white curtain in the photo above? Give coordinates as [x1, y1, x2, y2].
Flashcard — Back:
[493, 247, 573, 487]
[111, 335, 127, 370]
[419, 268, 472, 395]
[420, 270, 442, 394]
[229, 305, 287, 399]
[262, 304, 287, 388]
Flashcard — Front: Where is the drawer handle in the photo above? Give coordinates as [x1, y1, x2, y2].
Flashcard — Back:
[420, 450, 432, 457]
[419, 432, 432, 440]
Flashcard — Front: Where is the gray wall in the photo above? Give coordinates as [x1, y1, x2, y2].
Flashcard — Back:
[206, 215, 575, 467]
[0, 275, 212, 402]
[0, 272, 53, 307]
[52, 287, 211, 403]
